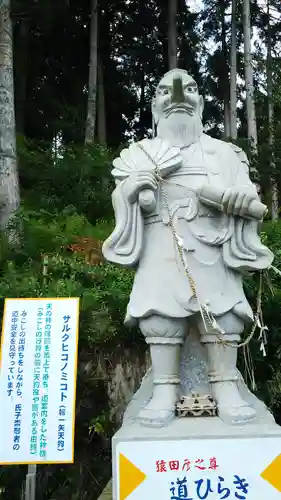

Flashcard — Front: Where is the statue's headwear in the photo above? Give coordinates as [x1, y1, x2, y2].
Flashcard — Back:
[157, 68, 191, 82]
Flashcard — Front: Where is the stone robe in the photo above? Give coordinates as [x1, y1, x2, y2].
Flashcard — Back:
[103, 134, 273, 327]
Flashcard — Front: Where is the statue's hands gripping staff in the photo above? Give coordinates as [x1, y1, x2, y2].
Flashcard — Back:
[222, 186, 262, 218]
[123, 170, 158, 207]
[121, 157, 267, 222]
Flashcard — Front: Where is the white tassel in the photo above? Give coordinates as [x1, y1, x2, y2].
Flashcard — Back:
[152, 114, 156, 138]
[258, 324, 268, 357]
[260, 341, 266, 357]
[270, 264, 281, 277]
[202, 302, 226, 335]
[175, 233, 184, 248]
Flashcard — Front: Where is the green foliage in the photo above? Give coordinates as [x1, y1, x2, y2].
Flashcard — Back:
[238, 221, 281, 424]
[18, 139, 114, 223]
[0, 215, 135, 347]
[0, 245, 135, 497]
[0, 142, 141, 499]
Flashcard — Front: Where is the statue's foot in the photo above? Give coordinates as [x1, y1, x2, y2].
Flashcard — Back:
[137, 391, 176, 428]
[138, 407, 175, 427]
[212, 381, 256, 425]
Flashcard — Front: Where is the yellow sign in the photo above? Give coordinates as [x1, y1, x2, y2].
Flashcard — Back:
[261, 453, 281, 492]
[119, 453, 147, 500]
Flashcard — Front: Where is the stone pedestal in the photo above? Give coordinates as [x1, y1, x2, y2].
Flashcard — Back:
[111, 364, 281, 500]
[112, 416, 281, 500]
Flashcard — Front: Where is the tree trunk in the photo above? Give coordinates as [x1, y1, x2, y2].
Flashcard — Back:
[224, 99, 230, 139]
[230, 0, 237, 140]
[14, 18, 29, 136]
[168, 0, 177, 70]
[139, 64, 146, 137]
[85, 0, 98, 145]
[243, 0, 258, 154]
[220, 0, 230, 140]
[0, 0, 20, 231]
[266, 0, 278, 219]
[97, 57, 106, 146]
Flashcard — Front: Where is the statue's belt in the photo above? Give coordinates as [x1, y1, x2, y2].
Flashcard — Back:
[144, 211, 217, 225]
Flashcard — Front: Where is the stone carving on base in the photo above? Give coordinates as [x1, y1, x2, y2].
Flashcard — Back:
[176, 394, 217, 418]
[102, 68, 274, 429]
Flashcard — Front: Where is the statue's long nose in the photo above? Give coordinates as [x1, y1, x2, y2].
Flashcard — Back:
[171, 76, 185, 103]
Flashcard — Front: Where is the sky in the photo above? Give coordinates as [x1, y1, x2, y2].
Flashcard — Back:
[186, 0, 202, 12]
[185, 0, 281, 73]
[187, 0, 280, 16]
[186, 0, 280, 37]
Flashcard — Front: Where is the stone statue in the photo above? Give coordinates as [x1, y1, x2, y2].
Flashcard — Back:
[102, 69, 273, 428]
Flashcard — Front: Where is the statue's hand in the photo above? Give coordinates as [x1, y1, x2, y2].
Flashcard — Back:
[222, 187, 258, 217]
[123, 171, 158, 203]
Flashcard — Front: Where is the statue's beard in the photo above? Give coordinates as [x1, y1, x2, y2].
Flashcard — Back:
[156, 111, 203, 147]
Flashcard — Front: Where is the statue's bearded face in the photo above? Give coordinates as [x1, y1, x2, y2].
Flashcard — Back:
[152, 70, 204, 147]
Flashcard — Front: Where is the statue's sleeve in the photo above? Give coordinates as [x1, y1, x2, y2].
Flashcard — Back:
[102, 180, 144, 267]
[229, 144, 257, 191]
[222, 144, 274, 271]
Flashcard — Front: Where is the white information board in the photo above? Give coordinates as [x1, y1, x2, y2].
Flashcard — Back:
[115, 437, 281, 500]
[0, 298, 80, 464]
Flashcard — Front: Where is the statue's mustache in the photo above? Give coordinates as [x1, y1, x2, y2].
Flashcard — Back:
[164, 104, 195, 117]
